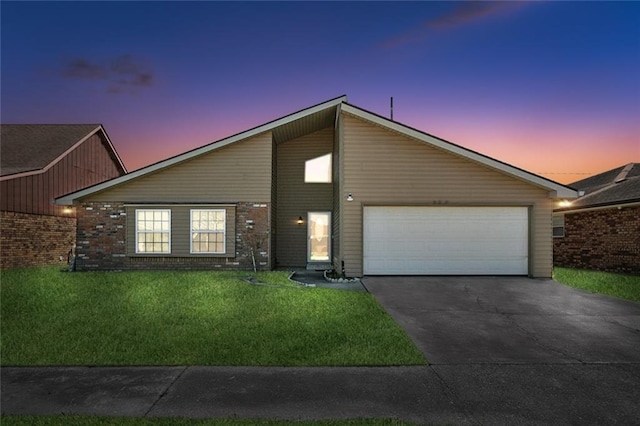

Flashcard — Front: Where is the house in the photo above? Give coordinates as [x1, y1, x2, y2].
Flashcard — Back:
[553, 163, 640, 274]
[1, 124, 126, 269]
[55, 96, 577, 277]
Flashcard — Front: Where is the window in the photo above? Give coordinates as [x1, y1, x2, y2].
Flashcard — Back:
[553, 214, 565, 238]
[304, 153, 332, 183]
[136, 210, 171, 253]
[191, 209, 226, 253]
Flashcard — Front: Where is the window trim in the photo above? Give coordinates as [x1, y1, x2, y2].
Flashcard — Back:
[190, 209, 226, 254]
[135, 209, 171, 254]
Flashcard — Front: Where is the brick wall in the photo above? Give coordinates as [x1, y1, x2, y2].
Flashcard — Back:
[0, 211, 76, 269]
[75, 202, 270, 271]
[553, 206, 640, 274]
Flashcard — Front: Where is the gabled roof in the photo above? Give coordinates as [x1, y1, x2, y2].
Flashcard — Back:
[340, 103, 577, 198]
[0, 124, 126, 179]
[556, 163, 640, 211]
[55, 95, 577, 205]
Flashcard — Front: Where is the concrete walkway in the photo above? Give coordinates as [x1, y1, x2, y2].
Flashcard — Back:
[2, 277, 640, 424]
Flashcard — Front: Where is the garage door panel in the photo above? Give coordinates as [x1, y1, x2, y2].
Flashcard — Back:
[363, 207, 528, 275]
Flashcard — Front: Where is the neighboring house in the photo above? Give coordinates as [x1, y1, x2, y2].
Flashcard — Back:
[55, 96, 577, 278]
[553, 163, 640, 274]
[1, 124, 126, 269]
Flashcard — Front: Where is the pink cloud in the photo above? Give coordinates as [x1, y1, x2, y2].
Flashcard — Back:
[382, 1, 527, 49]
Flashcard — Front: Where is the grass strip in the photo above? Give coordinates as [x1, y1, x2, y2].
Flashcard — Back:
[553, 267, 640, 302]
[1, 267, 425, 366]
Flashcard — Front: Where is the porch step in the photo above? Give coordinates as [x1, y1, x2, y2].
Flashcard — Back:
[306, 263, 332, 271]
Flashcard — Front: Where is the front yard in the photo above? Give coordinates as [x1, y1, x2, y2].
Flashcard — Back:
[554, 267, 640, 302]
[0, 267, 425, 366]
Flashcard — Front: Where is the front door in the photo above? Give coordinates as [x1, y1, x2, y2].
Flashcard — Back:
[308, 212, 331, 263]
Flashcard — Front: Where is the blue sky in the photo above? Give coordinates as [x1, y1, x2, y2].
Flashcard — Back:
[2, 1, 639, 183]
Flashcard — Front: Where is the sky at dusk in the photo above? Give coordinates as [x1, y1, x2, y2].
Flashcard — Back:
[2, 1, 639, 184]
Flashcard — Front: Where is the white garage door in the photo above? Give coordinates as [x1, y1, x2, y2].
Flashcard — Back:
[363, 206, 528, 275]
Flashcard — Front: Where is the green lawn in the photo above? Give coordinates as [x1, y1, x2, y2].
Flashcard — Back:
[0, 417, 420, 426]
[0, 267, 425, 366]
[553, 267, 640, 302]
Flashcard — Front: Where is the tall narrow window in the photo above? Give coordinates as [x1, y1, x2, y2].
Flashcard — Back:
[191, 209, 226, 253]
[136, 209, 171, 253]
[305, 153, 332, 183]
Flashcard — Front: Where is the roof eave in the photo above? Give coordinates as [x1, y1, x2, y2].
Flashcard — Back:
[55, 95, 348, 205]
[554, 198, 640, 213]
[0, 125, 127, 182]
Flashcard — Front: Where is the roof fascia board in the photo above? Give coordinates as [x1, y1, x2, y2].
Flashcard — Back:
[554, 200, 640, 214]
[553, 198, 640, 214]
[0, 125, 126, 182]
[98, 125, 127, 173]
[55, 96, 348, 205]
[341, 103, 578, 199]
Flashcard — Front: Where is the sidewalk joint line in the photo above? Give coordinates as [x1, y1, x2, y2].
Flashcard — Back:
[143, 366, 188, 417]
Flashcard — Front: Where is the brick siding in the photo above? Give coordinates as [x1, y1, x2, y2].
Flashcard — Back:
[74, 202, 270, 271]
[553, 206, 640, 274]
[0, 211, 76, 269]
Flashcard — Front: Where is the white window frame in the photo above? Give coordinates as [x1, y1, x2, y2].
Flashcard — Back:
[135, 209, 171, 254]
[304, 153, 332, 183]
[190, 209, 226, 254]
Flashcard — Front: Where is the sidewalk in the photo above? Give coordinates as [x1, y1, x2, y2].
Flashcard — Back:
[4, 363, 640, 424]
[1, 365, 467, 423]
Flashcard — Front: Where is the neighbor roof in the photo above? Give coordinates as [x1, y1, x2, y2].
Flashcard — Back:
[557, 163, 640, 210]
[0, 124, 126, 178]
[55, 96, 577, 205]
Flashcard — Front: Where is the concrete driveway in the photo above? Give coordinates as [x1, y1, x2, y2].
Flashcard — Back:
[364, 276, 640, 424]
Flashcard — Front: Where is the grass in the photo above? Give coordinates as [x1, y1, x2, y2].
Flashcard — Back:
[553, 267, 640, 302]
[0, 267, 425, 366]
[0, 417, 422, 426]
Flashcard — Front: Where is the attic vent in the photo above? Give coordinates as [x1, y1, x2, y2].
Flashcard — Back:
[614, 163, 634, 183]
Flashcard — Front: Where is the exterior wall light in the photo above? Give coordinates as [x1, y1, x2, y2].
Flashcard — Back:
[347, 193, 354, 202]
[297, 216, 304, 225]
[558, 200, 572, 208]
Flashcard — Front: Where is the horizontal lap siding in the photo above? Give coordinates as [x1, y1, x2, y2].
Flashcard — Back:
[85, 132, 272, 203]
[276, 127, 334, 267]
[341, 113, 552, 278]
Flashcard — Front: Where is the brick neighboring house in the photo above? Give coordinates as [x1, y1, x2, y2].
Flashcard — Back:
[553, 163, 640, 274]
[1, 124, 126, 269]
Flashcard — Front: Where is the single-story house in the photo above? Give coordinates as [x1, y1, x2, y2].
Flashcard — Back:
[1, 124, 126, 269]
[55, 96, 577, 277]
[554, 163, 639, 274]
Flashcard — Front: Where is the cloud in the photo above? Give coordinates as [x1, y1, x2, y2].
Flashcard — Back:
[382, 1, 527, 49]
[61, 54, 154, 94]
[61, 58, 107, 80]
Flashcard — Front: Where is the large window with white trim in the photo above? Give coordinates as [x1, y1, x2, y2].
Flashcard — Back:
[136, 209, 171, 253]
[191, 209, 226, 253]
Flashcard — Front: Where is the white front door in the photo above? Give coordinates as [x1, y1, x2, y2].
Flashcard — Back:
[308, 212, 331, 263]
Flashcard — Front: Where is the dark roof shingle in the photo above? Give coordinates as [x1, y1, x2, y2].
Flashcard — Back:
[0, 124, 101, 176]
[563, 163, 640, 209]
